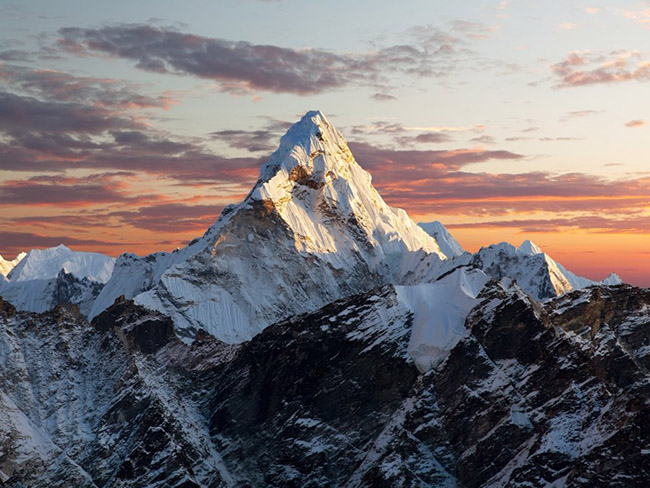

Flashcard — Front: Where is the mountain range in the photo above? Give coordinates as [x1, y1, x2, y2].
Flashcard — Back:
[1, 111, 647, 487]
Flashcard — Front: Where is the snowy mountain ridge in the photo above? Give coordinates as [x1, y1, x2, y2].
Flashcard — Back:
[0, 245, 114, 316]
[516, 238, 621, 290]
[468, 239, 622, 301]
[7, 244, 114, 283]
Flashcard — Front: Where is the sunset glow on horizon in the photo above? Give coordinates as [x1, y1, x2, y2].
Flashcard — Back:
[1, 0, 649, 287]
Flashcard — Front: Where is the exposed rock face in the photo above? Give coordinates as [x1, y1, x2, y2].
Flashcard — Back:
[92, 296, 177, 355]
[0, 301, 234, 487]
[203, 285, 419, 487]
[1, 283, 649, 487]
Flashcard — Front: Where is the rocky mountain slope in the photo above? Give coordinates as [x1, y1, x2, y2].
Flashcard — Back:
[1, 279, 649, 487]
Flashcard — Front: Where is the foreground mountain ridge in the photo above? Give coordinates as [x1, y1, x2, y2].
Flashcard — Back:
[1, 277, 648, 486]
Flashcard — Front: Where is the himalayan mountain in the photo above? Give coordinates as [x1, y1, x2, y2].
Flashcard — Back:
[1, 111, 648, 488]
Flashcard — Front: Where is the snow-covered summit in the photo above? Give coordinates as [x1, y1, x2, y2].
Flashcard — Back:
[517, 239, 543, 256]
[515, 239, 621, 291]
[8, 244, 115, 283]
[0, 251, 26, 278]
[93, 111, 448, 342]
[245, 110, 444, 263]
[418, 221, 465, 257]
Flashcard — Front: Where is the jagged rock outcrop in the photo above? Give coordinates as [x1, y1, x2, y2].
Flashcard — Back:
[3, 280, 648, 487]
[0, 300, 234, 487]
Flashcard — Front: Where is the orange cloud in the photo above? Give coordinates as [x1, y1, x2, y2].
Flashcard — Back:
[615, 7, 650, 28]
[625, 119, 645, 128]
[556, 22, 578, 31]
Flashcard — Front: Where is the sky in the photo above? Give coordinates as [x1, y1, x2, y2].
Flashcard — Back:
[0, 0, 649, 286]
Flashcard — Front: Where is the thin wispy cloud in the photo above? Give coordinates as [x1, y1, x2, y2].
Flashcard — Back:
[57, 23, 492, 96]
[348, 142, 650, 216]
[0, 65, 262, 187]
[370, 93, 397, 102]
[0, 231, 138, 254]
[0, 174, 158, 207]
[0, 64, 177, 109]
[209, 119, 291, 153]
[625, 119, 645, 128]
[556, 22, 578, 31]
[560, 109, 600, 121]
[447, 215, 650, 234]
[614, 7, 650, 28]
[551, 50, 650, 87]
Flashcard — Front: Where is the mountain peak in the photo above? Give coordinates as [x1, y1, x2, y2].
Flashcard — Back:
[7, 245, 115, 283]
[517, 239, 543, 256]
[253, 110, 354, 195]
[283, 110, 330, 143]
[418, 221, 465, 257]
[246, 110, 442, 259]
[0, 251, 26, 278]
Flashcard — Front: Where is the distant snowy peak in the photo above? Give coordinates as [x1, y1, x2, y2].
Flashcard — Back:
[0, 251, 26, 277]
[600, 272, 623, 285]
[8, 244, 115, 283]
[517, 239, 543, 256]
[418, 221, 465, 257]
[472, 240, 622, 301]
[514, 239, 622, 290]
